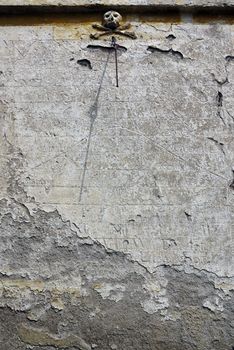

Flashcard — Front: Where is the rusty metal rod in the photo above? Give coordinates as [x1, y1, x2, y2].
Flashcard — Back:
[112, 36, 119, 87]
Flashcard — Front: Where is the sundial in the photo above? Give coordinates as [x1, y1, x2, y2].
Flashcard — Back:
[90, 10, 137, 88]
[3, 8, 231, 277]
[79, 11, 137, 202]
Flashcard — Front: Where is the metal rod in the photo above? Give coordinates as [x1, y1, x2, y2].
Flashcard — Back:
[114, 44, 119, 87]
[112, 36, 119, 88]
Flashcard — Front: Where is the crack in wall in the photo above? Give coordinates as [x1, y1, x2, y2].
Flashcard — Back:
[207, 137, 225, 156]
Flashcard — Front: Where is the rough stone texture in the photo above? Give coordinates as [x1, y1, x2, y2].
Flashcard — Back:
[0, 11, 234, 350]
[0, 0, 233, 10]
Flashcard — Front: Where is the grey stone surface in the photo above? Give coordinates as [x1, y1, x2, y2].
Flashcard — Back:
[0, 14, 234, 350]
[0, 202, 233, 349]
[0, 0, 233, 9]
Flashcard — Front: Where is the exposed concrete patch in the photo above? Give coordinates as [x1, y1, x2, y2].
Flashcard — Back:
[18, 323, 91, 349]
[93, 283, 126, 302]
[0, 201, 233, 349]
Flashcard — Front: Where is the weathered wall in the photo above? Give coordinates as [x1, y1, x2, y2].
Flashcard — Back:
[0, 0, 233, 8]
[0, 4, 234, 350]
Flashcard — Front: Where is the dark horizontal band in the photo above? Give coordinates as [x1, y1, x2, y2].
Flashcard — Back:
[0, 1, 234, 15]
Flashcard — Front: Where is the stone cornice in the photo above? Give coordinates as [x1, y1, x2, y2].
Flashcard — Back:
[0, 0, 234, 14]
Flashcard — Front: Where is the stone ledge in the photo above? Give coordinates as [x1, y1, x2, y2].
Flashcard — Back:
[0, 0, 234, 15]
[0, 0, 233, 5]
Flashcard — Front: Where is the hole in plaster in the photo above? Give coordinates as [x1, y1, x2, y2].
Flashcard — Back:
[77, 59, 92, 69]
[216, 91, 223, 107]
[230, 169, 234, 190]
[147, 46, 184, 60]
[226, 55, 234, 62]
[184, 211, 192, 221]
[128, 219, 135, 223]
[87, 44, 127, 53]
[166, 34, 176, 40]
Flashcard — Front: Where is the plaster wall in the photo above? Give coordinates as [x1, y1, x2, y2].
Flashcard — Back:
[0, 5, 233, 350]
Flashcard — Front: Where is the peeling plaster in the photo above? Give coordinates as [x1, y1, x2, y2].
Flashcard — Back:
[0, 15, 234, 350]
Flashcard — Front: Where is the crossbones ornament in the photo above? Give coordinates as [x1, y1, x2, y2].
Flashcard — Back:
[90, 11, 137, 40]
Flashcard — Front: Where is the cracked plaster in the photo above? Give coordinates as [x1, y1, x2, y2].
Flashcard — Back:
[0, 10, 234, 350]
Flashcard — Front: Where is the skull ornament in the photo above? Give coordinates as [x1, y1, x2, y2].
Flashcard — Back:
[90, 10, 136, 40]
[103, 11, 122, 30]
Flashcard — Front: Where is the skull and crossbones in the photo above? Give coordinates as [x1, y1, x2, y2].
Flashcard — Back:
[90, 11, 137, 40]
